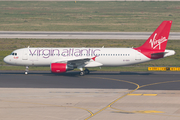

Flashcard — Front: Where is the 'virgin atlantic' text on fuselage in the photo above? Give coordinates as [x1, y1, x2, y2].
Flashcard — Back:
[29, 48, 101, 58]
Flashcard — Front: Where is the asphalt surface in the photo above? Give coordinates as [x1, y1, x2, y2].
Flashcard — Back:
[1, 70, 180, 120]
[0, 31, 180, 39]
[1, 71, 180, 90]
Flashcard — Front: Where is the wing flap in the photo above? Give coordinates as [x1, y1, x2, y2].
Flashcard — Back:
[84, 61, 103, 67]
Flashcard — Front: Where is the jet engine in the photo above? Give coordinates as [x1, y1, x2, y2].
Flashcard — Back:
[50, 63, 73, 73]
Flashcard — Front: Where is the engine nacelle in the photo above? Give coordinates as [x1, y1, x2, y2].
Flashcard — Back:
[50, 63, 73, 73]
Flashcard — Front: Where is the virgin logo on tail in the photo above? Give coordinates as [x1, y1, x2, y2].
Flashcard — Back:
[149, 33, 167, 50]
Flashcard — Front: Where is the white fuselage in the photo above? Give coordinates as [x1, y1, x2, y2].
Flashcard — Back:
[4, 47, 152, 67]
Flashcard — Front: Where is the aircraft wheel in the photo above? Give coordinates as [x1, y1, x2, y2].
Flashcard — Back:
[84, 69, 90, 74]
[25, 71, 28, 75]
[25, 66, 29, 75]
[79, 71, 85, 76]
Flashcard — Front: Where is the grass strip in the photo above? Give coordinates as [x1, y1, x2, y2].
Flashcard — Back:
[0, 1, 180, 31]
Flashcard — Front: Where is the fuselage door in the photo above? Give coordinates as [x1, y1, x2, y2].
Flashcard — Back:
[135, 53, 141, 60]
[22, 49, 28, 60]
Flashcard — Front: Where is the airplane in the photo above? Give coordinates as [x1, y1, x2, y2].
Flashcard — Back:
[3, 21, 175, 76]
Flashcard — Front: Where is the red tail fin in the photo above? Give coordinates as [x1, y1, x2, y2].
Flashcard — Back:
[134, 21, 172, 59]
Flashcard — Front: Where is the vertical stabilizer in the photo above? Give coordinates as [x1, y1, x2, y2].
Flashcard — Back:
[134, 21, 172, 59]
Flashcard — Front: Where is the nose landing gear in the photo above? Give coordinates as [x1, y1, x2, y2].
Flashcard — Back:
[25, 66, 29, 75]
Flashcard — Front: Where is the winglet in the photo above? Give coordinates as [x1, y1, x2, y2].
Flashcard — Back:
[92, 56, 96, 61]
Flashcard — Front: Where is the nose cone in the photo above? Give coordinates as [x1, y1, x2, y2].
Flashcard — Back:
[3, 56, 10, 64]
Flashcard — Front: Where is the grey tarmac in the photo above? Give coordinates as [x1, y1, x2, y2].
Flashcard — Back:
[1, 71, 180, 120]
[1, 71, 180, 90]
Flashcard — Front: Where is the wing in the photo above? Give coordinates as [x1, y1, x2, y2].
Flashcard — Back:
[51, 56, 103, 68]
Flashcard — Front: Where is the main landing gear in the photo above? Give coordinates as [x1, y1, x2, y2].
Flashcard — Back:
[25, 66, 29, 75]
[79, 68, 90, 76]
[79, 71, 85, 76]
[84, 68, 90, 74]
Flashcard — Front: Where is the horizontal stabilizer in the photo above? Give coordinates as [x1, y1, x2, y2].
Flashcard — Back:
[151, 52, 166, 59]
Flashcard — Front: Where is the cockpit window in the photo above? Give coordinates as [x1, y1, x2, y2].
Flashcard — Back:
[10, 53, 17, 56]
